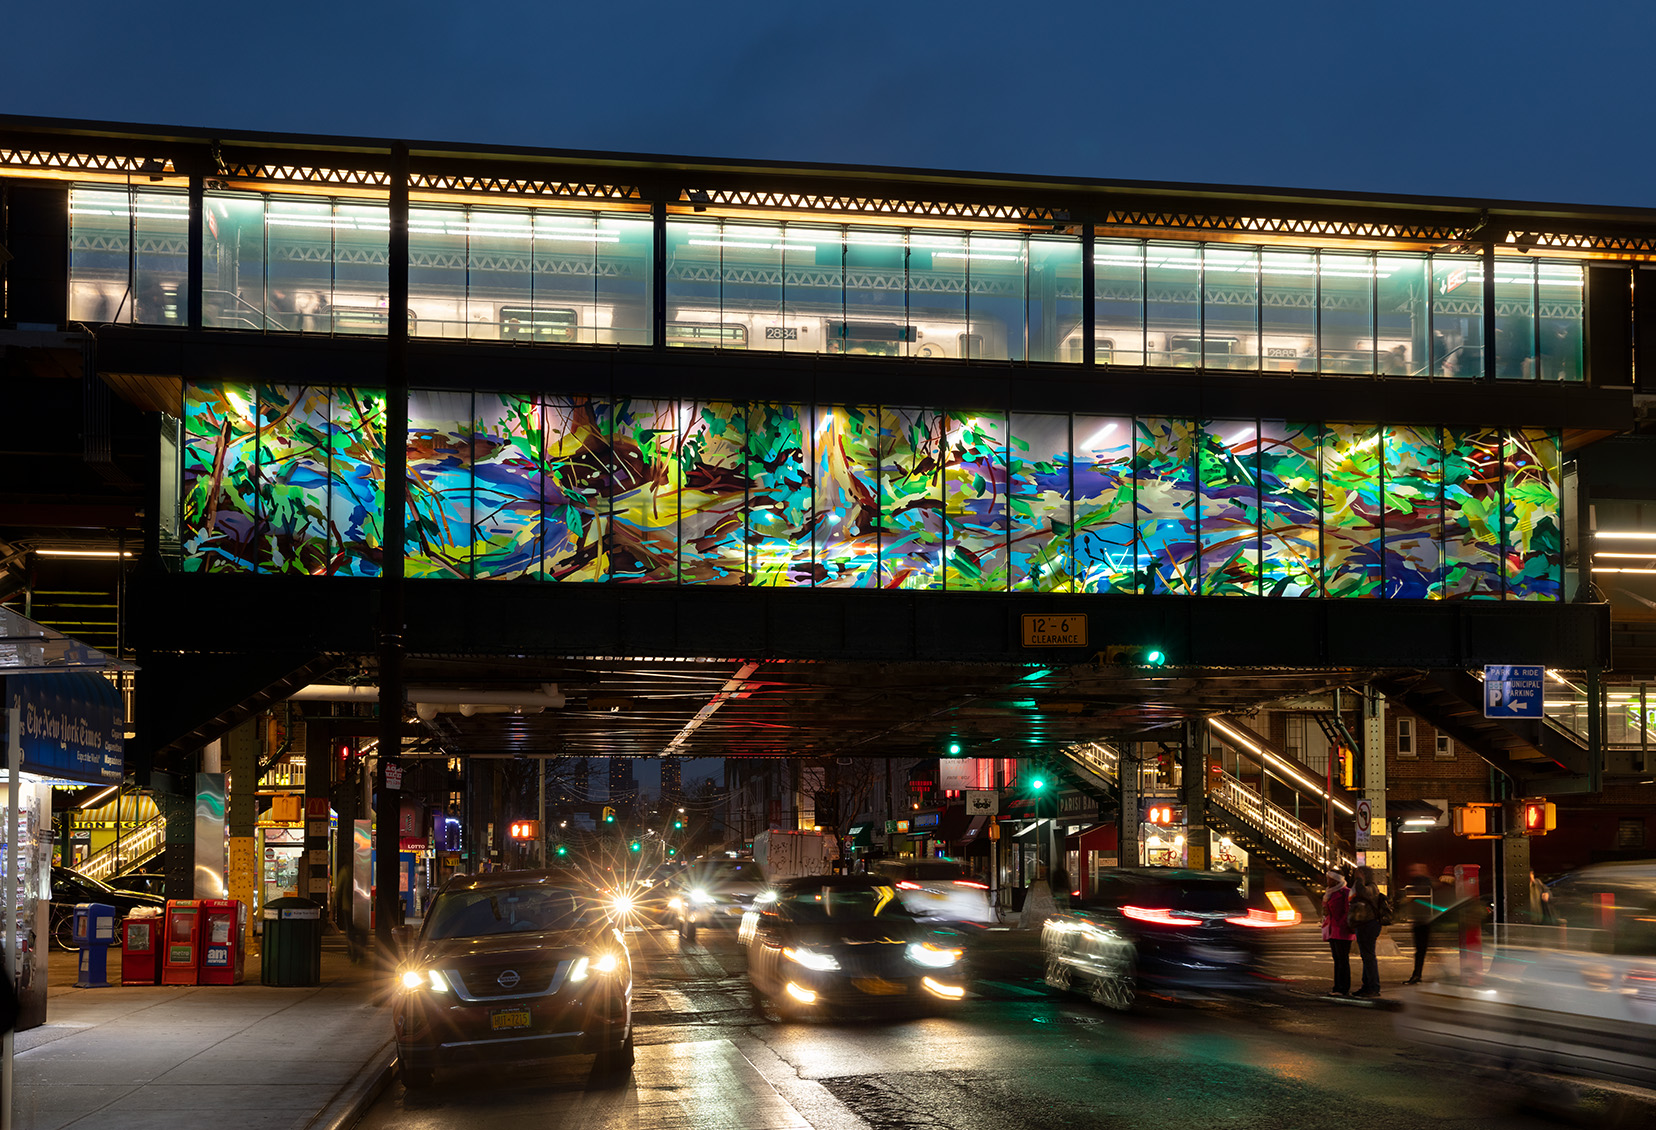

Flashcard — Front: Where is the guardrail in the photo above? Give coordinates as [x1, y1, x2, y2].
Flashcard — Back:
[1062, 740, 1119, 786]
[1208, 769, 1352, 872]
[78, 815, 166, 881]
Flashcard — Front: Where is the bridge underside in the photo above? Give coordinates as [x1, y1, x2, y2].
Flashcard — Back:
[130, 572, 1608, 767]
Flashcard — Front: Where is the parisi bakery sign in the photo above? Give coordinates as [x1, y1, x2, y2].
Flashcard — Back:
[10, 674, 124, 784]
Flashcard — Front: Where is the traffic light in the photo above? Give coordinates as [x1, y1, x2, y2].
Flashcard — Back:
[508, 819, 541, 840]
[602, 807, 616, 824]
[1521, 800, 1557, 836]
[1104, 645, 1168, 667]
[946, 741, 963, 756]
[673, 819, 684, 830]
[1453, 804, 1502, 838]
[629, 840, 642, 853]
[1028, 772, 1047, 792]
[554, 843, 570, 858]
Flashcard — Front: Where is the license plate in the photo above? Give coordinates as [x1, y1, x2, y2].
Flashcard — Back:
[490, 1008, 532, 1030]
[1189, 945, 1243, 964]
[853, 977, 908, 996]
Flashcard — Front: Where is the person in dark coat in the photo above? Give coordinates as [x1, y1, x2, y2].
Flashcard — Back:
[1401, 863, 1435, 984]
[1349, 865, 1385, 997]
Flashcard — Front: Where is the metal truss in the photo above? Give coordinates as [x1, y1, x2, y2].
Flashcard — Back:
[679, 188, 1068, 224]
[0, 148, 176, 177]
[410, 171, 641, 203]
[217, 161, 389, 190]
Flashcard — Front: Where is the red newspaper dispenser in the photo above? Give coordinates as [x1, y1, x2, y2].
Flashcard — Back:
[161, 900, 205, 986]
[198, 898, 248, 985]
[121, 909, 163, 985]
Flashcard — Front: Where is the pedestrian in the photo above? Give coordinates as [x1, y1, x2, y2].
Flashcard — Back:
[1347, 865, 1385, 997]
[1321, 867, 1354, 997]
[1401, 862, 1434, 984]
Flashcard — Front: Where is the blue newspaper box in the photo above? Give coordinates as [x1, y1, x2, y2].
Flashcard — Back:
[73, 902, 118, 988]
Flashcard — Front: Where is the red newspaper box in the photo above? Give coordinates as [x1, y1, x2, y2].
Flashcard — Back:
[198, 899, 248, 985]
[161, 900, 204, 986]
[121, 912, 162, 985]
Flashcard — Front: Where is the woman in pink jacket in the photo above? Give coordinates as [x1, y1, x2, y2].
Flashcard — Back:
[1321, 868, 1355, 997]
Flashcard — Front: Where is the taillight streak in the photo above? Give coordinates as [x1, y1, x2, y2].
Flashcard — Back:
[1121, 905, 1192, 926]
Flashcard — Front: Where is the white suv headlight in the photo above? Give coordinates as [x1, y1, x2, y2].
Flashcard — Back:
[783, 946, 841, 972]
[907, 942, 963, 968]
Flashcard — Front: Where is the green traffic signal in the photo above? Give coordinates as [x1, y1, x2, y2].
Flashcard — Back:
[947, 741, 963, 756]
[554, 844, 569, 857]
[673, 820, 684, 829]
[668, 847, 677, 856]
[1144, 648, 1167, 667]
[1030, 775, 1047, 791]
[629, 840, 641, 852]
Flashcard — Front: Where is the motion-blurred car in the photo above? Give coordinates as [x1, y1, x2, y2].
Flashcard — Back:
[670, 859, 765, 941]
[1041, 868, 1293, 1010]
[48, 866, 166, 950]
[392, 869, 634, 1090]
[105, 872, 167, 897]
[869, 858, 996, 926]
[740, 875, 968, 1016]
[1397, 860, 1656, 1087]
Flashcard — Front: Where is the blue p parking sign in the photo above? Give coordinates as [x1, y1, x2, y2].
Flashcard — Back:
[1483, 665, 1545, 719]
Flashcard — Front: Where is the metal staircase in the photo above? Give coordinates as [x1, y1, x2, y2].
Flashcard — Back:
[77, 814, 166, 881]
[1206, 769, 1353, 888]
[1374, 669, 1590, 780]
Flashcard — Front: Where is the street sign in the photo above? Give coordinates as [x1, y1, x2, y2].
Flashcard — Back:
[1483, 665, 1545, 718]
[965, 790, 999, 816]
[1355, 798, 1372, 847]
[1021, 614, 1087, 647]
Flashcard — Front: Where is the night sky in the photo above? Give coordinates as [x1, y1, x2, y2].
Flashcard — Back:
[10, 1, 1656, 208]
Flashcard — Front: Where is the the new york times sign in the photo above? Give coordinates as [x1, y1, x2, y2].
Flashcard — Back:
[8, 674, 124, 784]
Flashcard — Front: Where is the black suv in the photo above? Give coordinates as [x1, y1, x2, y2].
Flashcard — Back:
[49, 866, 166, 950]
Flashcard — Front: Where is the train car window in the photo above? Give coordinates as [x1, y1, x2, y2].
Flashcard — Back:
[1096, 338, 1116, 364]
[826, 321, 916, 356]
[957, 333, 984, 358]
[329, 307, 416, 334]
[499, 307, 578, 343]
[667, 322, 748, 348]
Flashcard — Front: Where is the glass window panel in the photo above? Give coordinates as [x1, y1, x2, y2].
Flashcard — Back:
[532, 211, 598, 345]
[781, 225, 841, 355]
[879, 407, 945, 588]
[905, 233, 968, 359]
[1381, 425, 1442, 598]
[540, 394, 609, 581]
[69, 187, 136, 324]
[132, 189, 190, 326]
[1199, 419, 1260, 595]
[1028, 236, 1082, 365]
[1442, 426, 1502, 597]
[596, 214, 653, 346]
[1260, 251, 1318, 374]
[967, 234, 1026, 361]
[332, 202, 390, 335]
[607, 397, 682, 583]
[204, 193, 267, 330]
[1145, 243, 1202, 368]
[719, 222, 785, 353]
[1504, 427, 1562, 601]
[1319, 252, 1374, 376]
[1095, 240, 1145, 367]
[266, 198, 337, 333]
[1492, 256, 1537, 379]
[1135, 417, 1198, 594]
[1009, 413, 1072, 591]
[408, 206, 470, 340]
[256, 384, 333, 575]
[944, 412, 1008, 590]
[1258, 420, 1319, 597]
[664, 219, 732, 348]
[1376, 254, 1429, 376]
[1074, 416, 1133, 592]
[813, 405, 880, 587]
[406, 389, 475, 579]
[1203, 247, 1258, 371]
[746, 403, 815, 586]
[679, 401, 748, 584]
[465, 210, 534, 344]
[842, 228, 903, 354]
[1537, 261, 1584, 382]
[326, 387, 386, 576]
[180, 382, 260, 572]
[472, 392, 542, 580]
[1321, 423, 1383, 596]
[1432, 254, 1484, 378]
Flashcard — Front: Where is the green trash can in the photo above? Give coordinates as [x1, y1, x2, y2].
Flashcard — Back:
[261, 897, 324, 986]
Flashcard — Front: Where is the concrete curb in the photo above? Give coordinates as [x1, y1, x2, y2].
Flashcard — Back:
[306, 1037, 396, 1130]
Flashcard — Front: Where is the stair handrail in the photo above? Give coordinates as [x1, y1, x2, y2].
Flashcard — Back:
[78, 814, 166, 881]
[1062, 740, 1120, 786]
[1208, 768, 1353, 872]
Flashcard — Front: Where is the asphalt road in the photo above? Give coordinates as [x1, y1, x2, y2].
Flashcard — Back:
[356, 922, 1654, 1130]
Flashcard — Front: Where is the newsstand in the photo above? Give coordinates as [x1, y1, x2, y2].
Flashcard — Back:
[261, 896, 323, 986]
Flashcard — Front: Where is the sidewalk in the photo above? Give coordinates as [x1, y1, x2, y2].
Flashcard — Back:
[8, 941, 393, 1130]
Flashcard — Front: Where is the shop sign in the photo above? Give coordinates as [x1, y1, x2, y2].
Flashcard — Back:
[939, 759, 973, 792]
[9, 673, 123, 784]
[385, 762, 404, 790]
[965, 790, 998, 816]
[912, 811, 941, 830]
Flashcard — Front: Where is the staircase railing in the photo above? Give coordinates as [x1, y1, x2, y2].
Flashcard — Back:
[1207, 769, 1352, 873]
[78, 815, 166, 881]
[1062, 740, 1120, 787]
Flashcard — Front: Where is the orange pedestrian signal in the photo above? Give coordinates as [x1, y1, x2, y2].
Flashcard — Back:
[1145, 804, 1181, 826]
[508, 819, 541, 840]
[1521, 800, 1556, 836]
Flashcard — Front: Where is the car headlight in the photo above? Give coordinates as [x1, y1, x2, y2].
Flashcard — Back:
[594, 951, 620, 974]
[907, 942, 963, 968]
[610, 893, 636, 916]
[399, 968, 450, 992]
[689, 888, 714, 905]
[783, 946, 841, 972]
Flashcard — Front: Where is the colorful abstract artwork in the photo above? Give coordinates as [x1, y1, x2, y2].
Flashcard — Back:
[1444, 426, 1505, 598]
[1009, 413, 1072, 593]
[1198, 420, 1262, 596]
[1258, 420, 1319, 597]
[1322, 423, 1384, 598]
[1073, 416, 1133, 593]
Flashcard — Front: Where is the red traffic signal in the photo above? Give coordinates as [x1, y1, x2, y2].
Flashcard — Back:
[508, 819, 541, 841]
[1145, 804, 1182, 826]
[1521, 800, 1556, 836]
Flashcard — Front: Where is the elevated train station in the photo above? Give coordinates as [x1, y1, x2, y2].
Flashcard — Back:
[2, 114, 1653, 941]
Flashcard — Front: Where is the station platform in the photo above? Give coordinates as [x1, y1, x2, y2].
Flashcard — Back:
[8, 941, 393, 1130]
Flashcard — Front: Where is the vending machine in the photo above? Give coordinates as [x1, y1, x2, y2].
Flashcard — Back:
[198, 898, 247, 985]
[161, 900, 204, 985]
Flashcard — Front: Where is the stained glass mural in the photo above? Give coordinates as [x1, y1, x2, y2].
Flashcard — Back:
[472, 392, 542, 580]
[814, 405, 880, 588]
[608, 397, 681, 583]
[1135, 417, 1197, 595]
[1009, 413, 1071, 592]
[406, 390, 476, 580]
[255, 384, 332, 575]
[679, 401, 747, 584]
[944, 412, 1008, 590]
[1322, 423, 1383, 597]
[1382, 425, 1442, 599]
[326, 388, 385, 576]
[878, 407, 945, 590]
[747, 403, 814, 586]
[1444, 426, 1503, 598]
[540, 395, 607, 582]
[1258, 420, 1319, 597]
[182, 383, 260, 572]
[1073, 416, 1134, 594]
[1504, 428, 1562, 601]
[1199, 420, 1261, 596]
